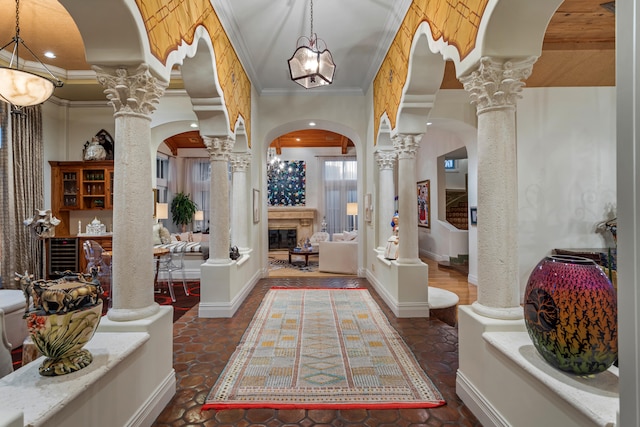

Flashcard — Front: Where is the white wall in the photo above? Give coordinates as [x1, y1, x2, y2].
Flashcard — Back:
[517, 86, 616, 297]
[274, 146, 355, 230]
[417, 126, 471, 261]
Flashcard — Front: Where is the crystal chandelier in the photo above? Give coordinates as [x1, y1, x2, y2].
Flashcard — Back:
[267, 147, 285, 175]
[0, 0, 63, 111]
[287, 0, 336, 89]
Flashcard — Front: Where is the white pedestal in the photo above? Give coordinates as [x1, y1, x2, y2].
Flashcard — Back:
[0, 306, 176, 427]
[456, 305, 619, 427]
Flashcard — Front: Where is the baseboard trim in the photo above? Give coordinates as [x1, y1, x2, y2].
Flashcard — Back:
[456, 370, 509, 427]
[198, 273, 259, 318]
[126, 370, 176, 427]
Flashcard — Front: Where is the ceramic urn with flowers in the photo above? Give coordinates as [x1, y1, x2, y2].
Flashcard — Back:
[16, 270, 103, 376]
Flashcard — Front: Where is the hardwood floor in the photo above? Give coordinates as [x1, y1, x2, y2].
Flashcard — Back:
[420, 256, 477, 305]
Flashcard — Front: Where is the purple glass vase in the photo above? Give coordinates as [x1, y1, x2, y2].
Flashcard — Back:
[524, 255, 617, 375]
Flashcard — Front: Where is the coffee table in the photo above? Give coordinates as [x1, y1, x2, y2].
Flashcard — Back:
[288, 248, 319, 266]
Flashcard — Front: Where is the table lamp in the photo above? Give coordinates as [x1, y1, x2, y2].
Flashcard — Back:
[347, 202, 358, 231]
[156, 203, 169, 225]
[194, 210, 204, 231]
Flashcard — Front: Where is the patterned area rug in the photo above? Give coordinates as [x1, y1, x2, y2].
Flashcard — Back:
[269, 257, 318, 273]
[203, 288, 445, 410]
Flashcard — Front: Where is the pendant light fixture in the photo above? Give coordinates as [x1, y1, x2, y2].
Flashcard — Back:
[287, 0, 336, 89]
[0, 0, 64, 110]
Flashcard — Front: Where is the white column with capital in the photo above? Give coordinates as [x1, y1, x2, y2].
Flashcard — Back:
[230, 152, 251, 251]
[203, 137, 234, 263]
[375, 149, 397, 250]
[392, 134, 422, 264]
[461, 56, 535, 320]
[94, 64, 166, 322]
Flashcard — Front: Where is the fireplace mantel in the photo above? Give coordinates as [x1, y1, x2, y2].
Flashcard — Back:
[268, 207, 316, 242]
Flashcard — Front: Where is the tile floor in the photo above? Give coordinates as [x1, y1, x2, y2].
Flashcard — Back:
[152, 277, 482, 426]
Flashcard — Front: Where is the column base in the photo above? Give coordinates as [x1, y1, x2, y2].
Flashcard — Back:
[471, 301, 523, 320]
[107, 302, 160, 322]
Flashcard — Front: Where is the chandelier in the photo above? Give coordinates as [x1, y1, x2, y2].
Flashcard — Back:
[0, 0, 64, 111]
[287, 0, 336, 89]
[267, 147, 285, 175]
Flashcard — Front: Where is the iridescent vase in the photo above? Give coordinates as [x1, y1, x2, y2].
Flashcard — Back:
[524, 255, 617, 375]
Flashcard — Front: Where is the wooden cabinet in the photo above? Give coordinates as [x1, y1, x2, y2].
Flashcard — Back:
[50, 161, 114, 236]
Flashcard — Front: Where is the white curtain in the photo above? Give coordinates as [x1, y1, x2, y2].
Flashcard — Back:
[320, 157, 357, 236]
[181, 158, 210, 232]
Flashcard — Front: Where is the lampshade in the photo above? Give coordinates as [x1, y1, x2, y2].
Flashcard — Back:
[287, 0, 335, 89]
[194, 210, 204, 221]
[346, 203, 358, 216]
[0, 0, 63, 109]
[156, 203, 169, 220]
[0, 68, 57, 106]
[288, 42, 335, 89]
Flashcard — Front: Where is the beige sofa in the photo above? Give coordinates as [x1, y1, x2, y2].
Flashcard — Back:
[318, 232, 357, 274]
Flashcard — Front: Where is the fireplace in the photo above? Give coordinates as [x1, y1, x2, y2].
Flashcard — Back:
[269, 229, 296, 250]
[267, 208, 316, 249]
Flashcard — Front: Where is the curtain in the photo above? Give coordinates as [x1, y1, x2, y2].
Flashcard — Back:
[0, 105, 44, 287]
[180, 158, 210, 232]
[321, 157, 357, 236]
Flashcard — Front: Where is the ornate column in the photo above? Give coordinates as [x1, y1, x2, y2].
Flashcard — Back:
[204, 136, 234, 263]
[460, 56, 536, 319]
[94, 64, 166, 321]
[375, 149, 397, 249]
[392, 134, 422, 264]
[229, 152, 251, 251]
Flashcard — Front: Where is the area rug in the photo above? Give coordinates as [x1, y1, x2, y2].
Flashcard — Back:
[203, 288, 445, 410]
[269, 257, 318, 273]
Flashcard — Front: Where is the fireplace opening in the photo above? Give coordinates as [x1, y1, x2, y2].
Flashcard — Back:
[269, 229, 297, 250]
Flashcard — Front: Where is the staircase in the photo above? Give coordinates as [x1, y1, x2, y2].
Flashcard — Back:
[446, 191, 468, 230]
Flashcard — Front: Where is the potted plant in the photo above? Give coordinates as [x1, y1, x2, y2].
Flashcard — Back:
[170, 192, 198, 232]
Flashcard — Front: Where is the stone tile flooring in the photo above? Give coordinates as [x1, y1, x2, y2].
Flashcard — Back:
[152, 277, 482, 426]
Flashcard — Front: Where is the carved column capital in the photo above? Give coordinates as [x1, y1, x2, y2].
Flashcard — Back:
[460, 56, 536, 114]
[392, 134, 421, 160]
[229, 152, 252, 172]
[203, 136, 234, 161]
[375, 150, 397, 170]
[93, 64, 166, 118]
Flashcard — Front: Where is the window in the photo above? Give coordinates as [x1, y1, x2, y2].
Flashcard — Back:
[321, 158, 357, 235]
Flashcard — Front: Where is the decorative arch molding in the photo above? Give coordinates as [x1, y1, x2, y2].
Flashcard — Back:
[395, 31, 445, 136]
[131, 0, 251, 144]
[232, 118, 249, 153]
[263, 121, 363, 156]
[181, 32, 230, 140]
[59, 0, 152, 71]
[377, 115, 393, 149]
[373, 0, 561, 142]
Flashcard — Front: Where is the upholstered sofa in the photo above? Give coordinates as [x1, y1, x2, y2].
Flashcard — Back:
[318, 232, 358, 274]
[152, 225, 208, 280]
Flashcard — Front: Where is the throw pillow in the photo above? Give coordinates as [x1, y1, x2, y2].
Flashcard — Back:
[159, 226, 171, 244]
[344, 230, 357, 241]
[152, 223, 163, 245]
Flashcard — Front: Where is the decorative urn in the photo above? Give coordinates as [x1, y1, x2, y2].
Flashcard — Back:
[523, 255, 617, 375]
[17, 270, 103, 376]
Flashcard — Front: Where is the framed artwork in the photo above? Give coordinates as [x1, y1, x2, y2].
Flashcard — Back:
[364, 193, 372, 223]
[253, 189, 260, 223]
[470, 207, 477, 225]
[417, 180, 430, 228]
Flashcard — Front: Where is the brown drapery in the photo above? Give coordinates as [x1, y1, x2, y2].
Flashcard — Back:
[0, 105, 45, 288]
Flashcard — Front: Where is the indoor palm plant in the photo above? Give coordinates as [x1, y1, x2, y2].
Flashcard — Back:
[170, 192, 198, 232]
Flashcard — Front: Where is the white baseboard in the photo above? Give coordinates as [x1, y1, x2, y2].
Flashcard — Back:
[198, 273, 259, 318]
[456, 370, 509, 427]
[126, 371, 176, 427]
